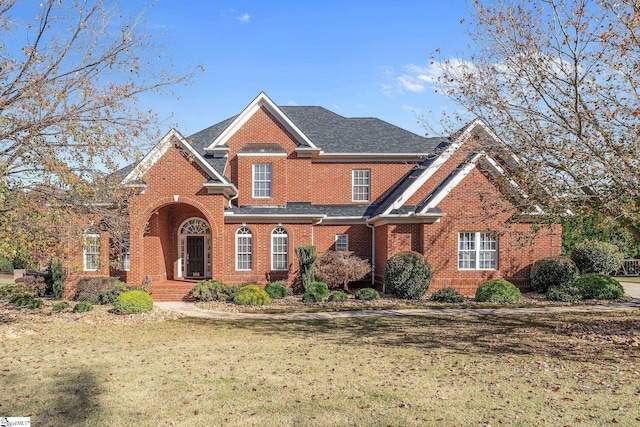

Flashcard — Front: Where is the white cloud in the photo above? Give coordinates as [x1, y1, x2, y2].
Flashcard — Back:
[397, 75, 426, 93]
[384, 59, 476, 95]
[237, 13, 250, 23]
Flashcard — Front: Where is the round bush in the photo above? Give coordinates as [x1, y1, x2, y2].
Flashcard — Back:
[73, 301, 94, 312]
[571, 240, 624, 274]
[328, 291, 348, 302]
[52, 301, 70, 311]
[355, 288, 380, 301]
[97, 283, 130, 305]
[265, 283, 287, 299]
[574, 273, 625, 300]
[302, 290, 323, 303]
[190, 280, 233, 302]
[429, 287, 465, 303]
[545, 285, 584, 302]
[307, 282, 329, 299]
[384, 252, 432, 299]
[113, 290, 154, 313]
[475, 279, 522, 303]
[232, 285, 271, 306]
[530, 256, 579, 294]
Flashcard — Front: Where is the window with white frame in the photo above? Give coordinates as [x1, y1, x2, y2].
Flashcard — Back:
[120, 234, 130, 271]
[236, 227, 253, 270]
[253, 163, 272, 198]
[335, 234, 349, 251]
[352, 169, 370, 202]
[458, 232, 497, 270]
[271, 227, 289, 271]
[83, 230, 100, 271]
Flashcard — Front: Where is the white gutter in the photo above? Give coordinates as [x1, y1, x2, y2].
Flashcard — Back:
[365, 221, 376, 289]
[311, 216, 326, 245]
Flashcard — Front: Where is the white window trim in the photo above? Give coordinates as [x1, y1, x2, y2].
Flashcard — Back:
[352, 169, 371, 202]
[120, 234, 130, 272]
[177, 218, 212, 278]
[235, 227, 253, 271]
[252, 163, 272, 199]
[83, 233, 100, 272]
[458, 232, 498, 271]
[271, 227, 289, 271]
[335, 234, 349, 251]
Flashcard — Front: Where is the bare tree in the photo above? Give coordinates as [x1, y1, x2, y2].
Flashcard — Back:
[434, 0, 640, 237]
[315, 251, 371, 291]
[0, 0, 198, 261]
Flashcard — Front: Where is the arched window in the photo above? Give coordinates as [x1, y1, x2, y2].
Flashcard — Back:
[83, 228, 100, 271]
[236, 227, 253, 271]
[180, 218, 211, 235]
[271, 227, 288, 271]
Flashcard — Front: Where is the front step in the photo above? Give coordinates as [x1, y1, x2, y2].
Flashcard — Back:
[149, 282, 197, 302]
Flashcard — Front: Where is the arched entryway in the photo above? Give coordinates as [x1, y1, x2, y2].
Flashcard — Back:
[177, 218, 212, 279]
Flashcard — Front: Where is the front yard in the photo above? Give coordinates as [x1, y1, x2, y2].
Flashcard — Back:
[1, 303, 639, 426]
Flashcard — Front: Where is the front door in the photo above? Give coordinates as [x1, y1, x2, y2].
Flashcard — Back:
[187, 236, 205, 277]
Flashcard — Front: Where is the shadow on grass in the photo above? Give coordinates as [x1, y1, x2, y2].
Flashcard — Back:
[5, 367, 102, 426]
[179, 312, 635, 363]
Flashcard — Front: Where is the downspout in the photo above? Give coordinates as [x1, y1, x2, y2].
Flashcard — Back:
[365, 220, 377, 290]
[228, 192, 239, 208]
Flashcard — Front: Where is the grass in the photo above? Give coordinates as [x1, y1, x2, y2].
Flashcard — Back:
[615, 275, 640, 283]
[0, 276, 14, 285]
[2, 311, 639, 426]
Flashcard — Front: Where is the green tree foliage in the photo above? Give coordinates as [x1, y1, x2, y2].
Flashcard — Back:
[295, 245, 317, 292]
[51, 261, 66, 300]
[571, 240, 624, 274]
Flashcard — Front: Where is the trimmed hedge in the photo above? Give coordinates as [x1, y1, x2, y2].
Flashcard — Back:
[545, 285, 584, 302]
[530, 256, 579, 294]
[328, 291, 348, 302]
[355, 288, 380, 301]
[75, 276, 122, 303]
[113, 290, 154, 313]
[265, 283, 287, 299]
[233, 285, 271, 306]
[475, 279, 522, 303]
[571, 240, 624, 274]
[575, 273, 625, 300]
[384, 251, 432, 299]
[307, 282, 329, 299]
[429, 287, 465, 303]
[190, 280, 236, 302]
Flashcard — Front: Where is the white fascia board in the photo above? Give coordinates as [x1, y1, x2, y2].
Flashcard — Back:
[480, 155, 544, 213]
[121, 129, 231, 187]
[203, 182, 238, 197]
[366, 213, 444, 226]
[382, 118, 499, 216]
[236, 152, 288, 157]
[205, 92, 317, 152]
[224, 212, 326, 224]
[419, 152, 485, 213]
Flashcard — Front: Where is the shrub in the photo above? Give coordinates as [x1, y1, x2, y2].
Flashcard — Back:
[51, 261, 66, 300]
[73, 301, 94, 313]
[190, 280, 233, 302]
[307, 282, 329, 299]
[355, 288, 380, 301]
[52, 301, 70, 311]
[29, 277, 47, 297]
[530, 256, 579, 294]
[571, 240, 624, 274]
[302, 290, 323, 303]
[430, 287, 465, 303]
[545, 285, 584, 302]
[574, 273, 625, 300]
[232, 285, 271, 306]
[74, 276, 122, 303]
[295, 245, 317, 292]
[265, 282, 287, 299]
[97, 283, 131, 305]
[0, 284, 33, 300]
[113, 290, 154, 313]
[0, 256, 13, 273]
[10, 294, 44, 309]
[475, 279, 522, 303]
[384, 251, 433, 299]
[328, 291, 348, 302]
[15, 275, 36, 286]
[315, 251, 371, 291]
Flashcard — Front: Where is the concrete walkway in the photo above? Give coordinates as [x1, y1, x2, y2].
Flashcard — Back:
[620, 281, 640, 298]
[156, 298, 640, 321]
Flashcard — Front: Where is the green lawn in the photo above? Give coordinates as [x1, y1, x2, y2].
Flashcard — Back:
[1, 310, 639, 426]
[0, 276, 14, 285]
[615, 275, 640, 283]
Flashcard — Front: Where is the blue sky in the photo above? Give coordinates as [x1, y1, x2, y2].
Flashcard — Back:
[135, 0, 473, 137]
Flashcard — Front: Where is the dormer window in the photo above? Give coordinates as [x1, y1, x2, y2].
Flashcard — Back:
[253, 163, 272, 198]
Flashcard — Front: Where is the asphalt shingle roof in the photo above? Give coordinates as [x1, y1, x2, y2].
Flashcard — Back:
[227, 202, 377, 218]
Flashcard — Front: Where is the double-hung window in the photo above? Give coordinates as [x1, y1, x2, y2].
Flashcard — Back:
[458, 232, 497, 270]
[83, 231, 100, 271]
[352, 169, 370, 202]
[335, 234, 349, 251]
[236, 227, 253, 270]
[253, 164, 272, 198]
[271, 227, 289, 271]
[120, 234, 130, 271]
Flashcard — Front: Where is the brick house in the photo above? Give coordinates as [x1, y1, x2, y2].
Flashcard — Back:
[75, 92, 561, 300]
